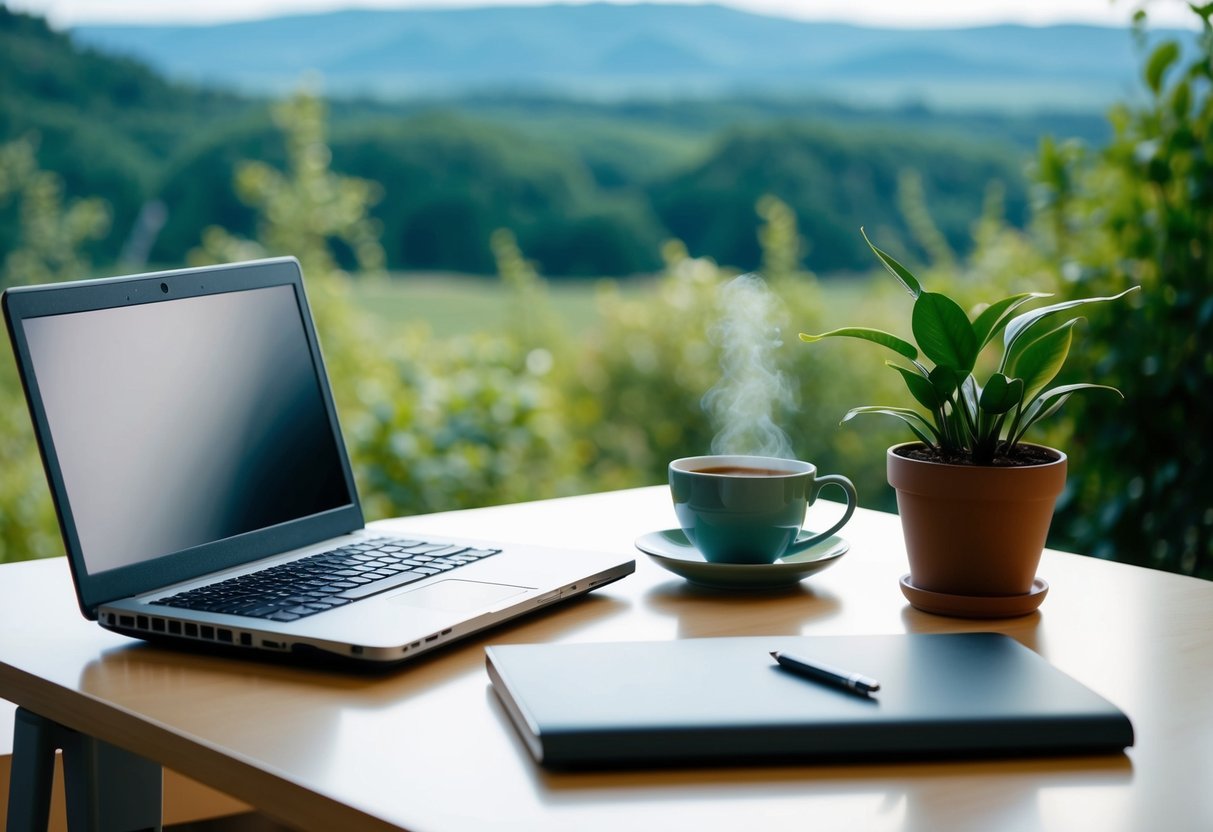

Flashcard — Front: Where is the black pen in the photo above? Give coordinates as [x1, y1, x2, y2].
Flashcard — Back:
[770, 650, 881, 696]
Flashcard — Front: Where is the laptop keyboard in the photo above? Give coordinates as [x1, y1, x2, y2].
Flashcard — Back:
[151, 537, 501, 622]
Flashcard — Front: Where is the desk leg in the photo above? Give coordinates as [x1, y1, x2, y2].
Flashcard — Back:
[8, 706, 163, 832]
[7, 707, 54, 831]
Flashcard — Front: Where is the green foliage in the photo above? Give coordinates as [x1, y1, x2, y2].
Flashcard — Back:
[0, 6, 253, 265]
[0, 107, 148, 265]
[800, 229, 1137, 465]
[151, 111, 279, 265]
[331, 113, 591, 274]
[8, 3, 1121, 280]
[564, 243, 729, 487]
[1032, 6, 1213, 576]
[0, 91, 970, 565]
[565, 199, 903, 508]
[159, 110, 664, 277]
[187, 90, 389, 432]
[348, 273, 627, 337]
[330, 113, 667, 276]
[648, 122, 1029, 274]
[194, 93, 386, 279]
[0, 136, 111, 563]
[5, 2, 1206, 583]
[0, 355, 61, 563]
[0, 138, 110, 289]
[349, 327, 582, 519]
[0, 8, 220, 116]
[188, 89, 584, 520]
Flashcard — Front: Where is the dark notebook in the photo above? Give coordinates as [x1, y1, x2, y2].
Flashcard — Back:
[485, 632, 1133, 768]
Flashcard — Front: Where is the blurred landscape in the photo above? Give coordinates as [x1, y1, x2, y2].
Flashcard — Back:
[2, 3, 1153, 277]
[71, 4, 1171, 106]
[1, 2, 1210, 578]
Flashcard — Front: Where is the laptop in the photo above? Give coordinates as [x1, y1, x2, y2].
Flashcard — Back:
[2, 256, 634, 664]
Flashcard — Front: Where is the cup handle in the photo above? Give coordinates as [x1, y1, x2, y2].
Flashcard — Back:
[788, 474, 857, 553]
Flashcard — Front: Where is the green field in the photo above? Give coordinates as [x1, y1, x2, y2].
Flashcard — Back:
[351, 273, 655, 338]
[350, 272, 879, 340]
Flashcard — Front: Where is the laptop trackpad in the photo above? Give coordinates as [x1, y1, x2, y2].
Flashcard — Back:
[389, 579, 532, 612]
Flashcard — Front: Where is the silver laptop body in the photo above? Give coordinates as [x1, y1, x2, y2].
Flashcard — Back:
[3, 257, 633, 664]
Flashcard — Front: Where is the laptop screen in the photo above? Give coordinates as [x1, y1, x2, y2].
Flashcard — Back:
[21, 282, 353, 576]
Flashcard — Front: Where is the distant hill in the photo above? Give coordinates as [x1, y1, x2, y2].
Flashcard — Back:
[70, 3, 1177, 110]
[0, 7, 253, 265]
[2, 3, 1126, 277]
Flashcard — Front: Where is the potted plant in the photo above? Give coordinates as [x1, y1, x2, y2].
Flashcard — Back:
[800, 230, 1137, 617]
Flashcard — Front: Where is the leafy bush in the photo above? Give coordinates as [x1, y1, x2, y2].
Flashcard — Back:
[1031, 7, 1213, 576]
[0, 137, 111, 562]
[648, 122, 1029, 273]
[350, 326, 582, 518]
[189, 92, 585, 519]
[565, 196, 905, 509]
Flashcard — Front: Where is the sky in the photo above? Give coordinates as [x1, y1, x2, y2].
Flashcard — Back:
[4, 0, 1201, 29]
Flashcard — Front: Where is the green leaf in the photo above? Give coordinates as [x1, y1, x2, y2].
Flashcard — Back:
[979, 373, 1024, 415]
[971, 292, 1052, 349]
[1146, 41, 1181, 95]
[841, 406, 940, 447]
[912, 292, 978, 374]
[860, 227, 921, 298]
[1172, 79, 1192, 119]
[799, 327, 918, 361]
[886, 362, 941, 410]
[1027, 383, 1123, 416]
[928, 365, 961, 398]
[1010, 320, 1078, 402]
[1012, 384, 1124, 446]
[1002, 287, 1139, 371]
[958, 376, 980, 436]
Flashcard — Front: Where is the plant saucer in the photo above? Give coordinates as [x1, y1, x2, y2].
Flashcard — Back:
[634, 529, 849, 590]
[899, 574, 1049, 618]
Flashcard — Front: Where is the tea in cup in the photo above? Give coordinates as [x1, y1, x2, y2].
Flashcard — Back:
[668, 454, 857, 564]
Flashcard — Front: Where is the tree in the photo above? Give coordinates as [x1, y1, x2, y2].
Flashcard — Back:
[1036, 5, 1213, 577]
[192, 89, 582, 518]
[0, 137, 110, 562]
[0, 138, 109, 289]
[189, 89, 388, 417]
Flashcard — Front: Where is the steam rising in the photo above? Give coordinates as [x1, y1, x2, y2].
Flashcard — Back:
[702, 274, 795, 459]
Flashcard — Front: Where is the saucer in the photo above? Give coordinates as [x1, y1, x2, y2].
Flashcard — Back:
[899, 574, 1049, 618]
[635, 529, 849, 590]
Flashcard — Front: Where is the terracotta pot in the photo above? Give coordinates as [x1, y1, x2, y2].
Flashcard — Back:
[886, 443, 1067, 597]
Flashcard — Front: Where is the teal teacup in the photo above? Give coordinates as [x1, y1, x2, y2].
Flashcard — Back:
[668, 455, 857, 565]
